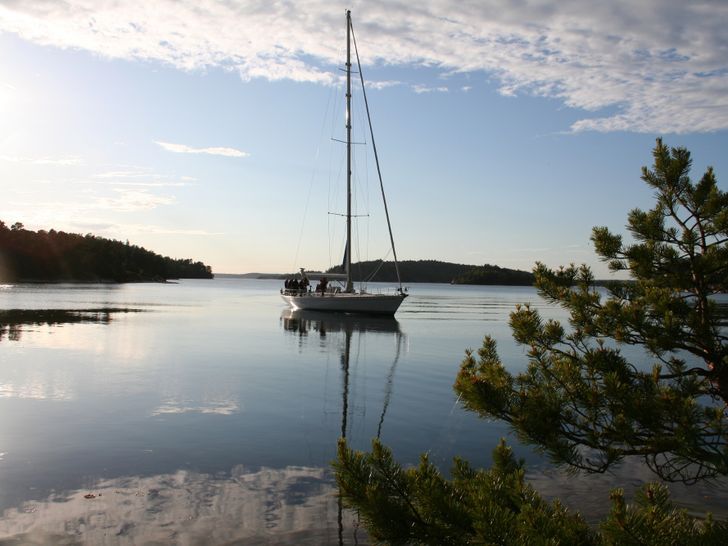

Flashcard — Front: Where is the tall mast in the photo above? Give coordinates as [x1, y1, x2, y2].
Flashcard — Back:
[350, 22, 404, 293]
[345, 9, 353, 293]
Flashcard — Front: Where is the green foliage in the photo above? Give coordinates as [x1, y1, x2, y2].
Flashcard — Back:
[600, 484, 728, 546]
[457, 139, 728, 483]
[335, 440, 727, 545]
[0, 222, 213, 282]
[334, 140, 728, 542]
[335, 438, 597, 545]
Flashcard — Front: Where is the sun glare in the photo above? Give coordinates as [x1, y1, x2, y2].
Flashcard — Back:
[0, 82, 15, 115]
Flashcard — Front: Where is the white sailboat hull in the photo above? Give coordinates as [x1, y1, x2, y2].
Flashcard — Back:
[281, 292, 407, 315]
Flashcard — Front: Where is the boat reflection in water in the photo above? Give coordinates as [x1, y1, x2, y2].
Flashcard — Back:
[280, 309, 405, 438]
[280, 308, 403, 337]
[281, 309, 406, 545]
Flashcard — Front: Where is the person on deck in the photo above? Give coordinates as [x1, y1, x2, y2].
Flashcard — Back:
[318, 277, 328, 295]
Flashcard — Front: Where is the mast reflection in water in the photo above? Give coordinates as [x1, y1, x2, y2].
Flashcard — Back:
[280, 309, 405, 545]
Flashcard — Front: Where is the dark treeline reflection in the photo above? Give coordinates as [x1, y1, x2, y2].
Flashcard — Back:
[0, 221, 213, 282]
[0, 308, 140, 341]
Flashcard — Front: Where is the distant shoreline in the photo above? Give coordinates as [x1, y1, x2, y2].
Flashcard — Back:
[216, 273, 287, 280]
[215, 272, 629, 288]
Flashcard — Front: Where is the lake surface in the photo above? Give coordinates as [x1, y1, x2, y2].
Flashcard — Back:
[0, 279, 725, 544]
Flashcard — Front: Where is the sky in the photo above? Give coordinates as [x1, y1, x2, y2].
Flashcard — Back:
[1, 0, 727, 277]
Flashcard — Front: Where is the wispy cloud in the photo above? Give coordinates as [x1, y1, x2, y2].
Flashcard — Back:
[73, 222, 223, 236]
[412, 84, 449, 94]
[237, 55, 334, 85]
[1, 1, 726, 133]
[89, 180, 190, 188]
[509, 247, 552, 253]
[156, 141, 249, 158]
[95, 189, 174, 212]
[6, 189, 175, 217]
[367, 80, 403, 90]
[0, 216, 222, 242]
[90, 169, 194, 187]
[94, 170, 162, 179]
[0, 81, 18, 109]
[125, 224, 222, 235]
[0, 155, 82, 166]
[508, 244, 588, 254]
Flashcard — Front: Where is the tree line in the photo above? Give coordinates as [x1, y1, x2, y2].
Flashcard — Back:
[0, 221, 213, 282]
[327, 259, 535, 285]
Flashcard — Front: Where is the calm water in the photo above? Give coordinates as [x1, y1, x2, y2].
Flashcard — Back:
[0, 279, 725, 543]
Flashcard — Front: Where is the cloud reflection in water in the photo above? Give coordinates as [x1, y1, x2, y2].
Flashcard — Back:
[0, 466, 363, 545]
[151, 398, 241, 416]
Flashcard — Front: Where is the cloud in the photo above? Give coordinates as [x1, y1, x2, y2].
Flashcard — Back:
[0, 212, 222, 240]
[0, 1, 726, 133]
[53, 220, 223, 237]
[90, 180, 190, 187]
[366, 80, 403, 90]
[90, 169, 194, 186]
[156, 141, 249, 158]
[237, 55, 335, 85]
[95, 189, 174, 211]
[94, 170, 164, 179]
[0, 154, 83, 166]
[6, 189, 176, 218]
[509, 247, 552, 253]
[115, 224, 224, 236]
[412, 84, 449, 94]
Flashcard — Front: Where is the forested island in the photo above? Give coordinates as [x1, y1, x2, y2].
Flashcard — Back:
[0, 221, 213, 282]
[326, 259, 534, 285]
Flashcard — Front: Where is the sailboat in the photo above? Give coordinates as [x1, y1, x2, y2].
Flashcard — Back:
[281, 10, 408, 316]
